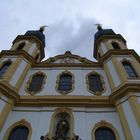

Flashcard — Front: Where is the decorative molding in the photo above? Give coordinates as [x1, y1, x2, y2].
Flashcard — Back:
[110, 82, 140, 103]
[92, 120, 120, 140]
[100, 49, 140, 64]
[86, 71, 106, 95]
[3, 119, 32, 140]
[121, 58, 139, 78]
[0, 101, 12, 132]
[25, 71, 47, 95]
[55, 70, 75, 95]
[41, 51, 95, 64]
[15, 95, 112, 107]
[0, 59, 12, 79]
[0, 50, 35, 64]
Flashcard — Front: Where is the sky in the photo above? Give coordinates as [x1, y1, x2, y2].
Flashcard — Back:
[0, 0, 140, 61]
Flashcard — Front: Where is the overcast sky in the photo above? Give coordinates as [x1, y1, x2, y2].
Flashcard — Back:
[0, 0, 140, 61]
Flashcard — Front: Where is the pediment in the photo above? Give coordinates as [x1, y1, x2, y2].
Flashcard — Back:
[42, 51, 95, 64]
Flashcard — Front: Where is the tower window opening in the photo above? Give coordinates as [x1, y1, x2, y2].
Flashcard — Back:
[8, 126, 29, 140]
[58, 74, 72, 92]
[0, 61, 12, 78]
[35, 54, 40, 61]
[88, 74, 103, 92]
[112, 42, 120, 49]
[98, 52, 101, 59]
[122, 61, 138, 78]
[17, 42, 25, 50]
[95, 127, 116, 140]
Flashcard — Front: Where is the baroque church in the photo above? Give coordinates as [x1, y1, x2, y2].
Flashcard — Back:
[0, 25, 140, 140]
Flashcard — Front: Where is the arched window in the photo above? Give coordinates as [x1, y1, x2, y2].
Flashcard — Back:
[0, 61, 12, 78]
[112, 42, 120, 49]
[88, 74, 103, 92]
[58, 74, 72, 92]
[17, 42, 25, 50]
[8, 126, 29, 140]
[92, 121, 120, 140]
[95, 127, 116, 140]
[27, 74, 45, 92]
[122, 61, 137, 78]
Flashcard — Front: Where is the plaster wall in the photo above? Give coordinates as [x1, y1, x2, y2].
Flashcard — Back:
[137, 96, 140, 104]
[9, 60, 28, 86]
[100, 42, 108, 55]
[1, 107, 125, 140]
[19, 67, 111, 96]
[28, 43, 37, 56]
[106, 60, 121, 87]
[116, 56, 132, 62]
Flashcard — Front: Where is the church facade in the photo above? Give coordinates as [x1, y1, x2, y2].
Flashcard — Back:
[0, 26, 140, 140]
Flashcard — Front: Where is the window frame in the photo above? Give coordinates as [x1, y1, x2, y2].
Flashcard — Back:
[92, 120, 120, 140]
[86, 71, 105, 95]
[111, 42, 120, 49]
[0, 60, 12, 78]
[26, 72, 46, 95]
[3, 119, 32, 140]
[122, 60, 138, 78]
[56, 71, 74, 95]
[17, 42, 26, 50]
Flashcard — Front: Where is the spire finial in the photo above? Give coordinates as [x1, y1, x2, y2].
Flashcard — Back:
[39, 25, 48, 32]
[95, 23, 103, 31]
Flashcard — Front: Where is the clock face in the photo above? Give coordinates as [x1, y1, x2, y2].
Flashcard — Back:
[60, 58, 75, 64]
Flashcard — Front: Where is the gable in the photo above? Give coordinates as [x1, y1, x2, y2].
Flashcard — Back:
[41, 51, 95, 64]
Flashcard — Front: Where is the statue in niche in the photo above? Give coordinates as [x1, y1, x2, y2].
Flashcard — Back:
[55, 118, 69, 140]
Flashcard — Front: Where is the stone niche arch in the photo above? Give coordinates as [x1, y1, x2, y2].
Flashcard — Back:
[46, 108, 75, 140]
[3, 119, 32, 140]
[92, 120, 120, 140]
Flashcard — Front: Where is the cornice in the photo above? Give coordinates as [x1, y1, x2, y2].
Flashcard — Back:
[0, 50, 34, 64]
[15, 95, 113, 107]
[109, 82, 140, 103]
[42, 51, 95, 64]
[33, 63, 102, 68]
[1, 80, 140, 107]
[100, 49, 140, 63]
[0, 51, 103, 68]
[0, 80, 19, 101]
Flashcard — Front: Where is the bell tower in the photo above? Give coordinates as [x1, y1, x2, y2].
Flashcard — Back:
[0, 27, 46, 89]
[94, 25, 127, 61]
[10, 26, 46, 62]
[94, 26, 140, 140]
[0, 27, 46, 131]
